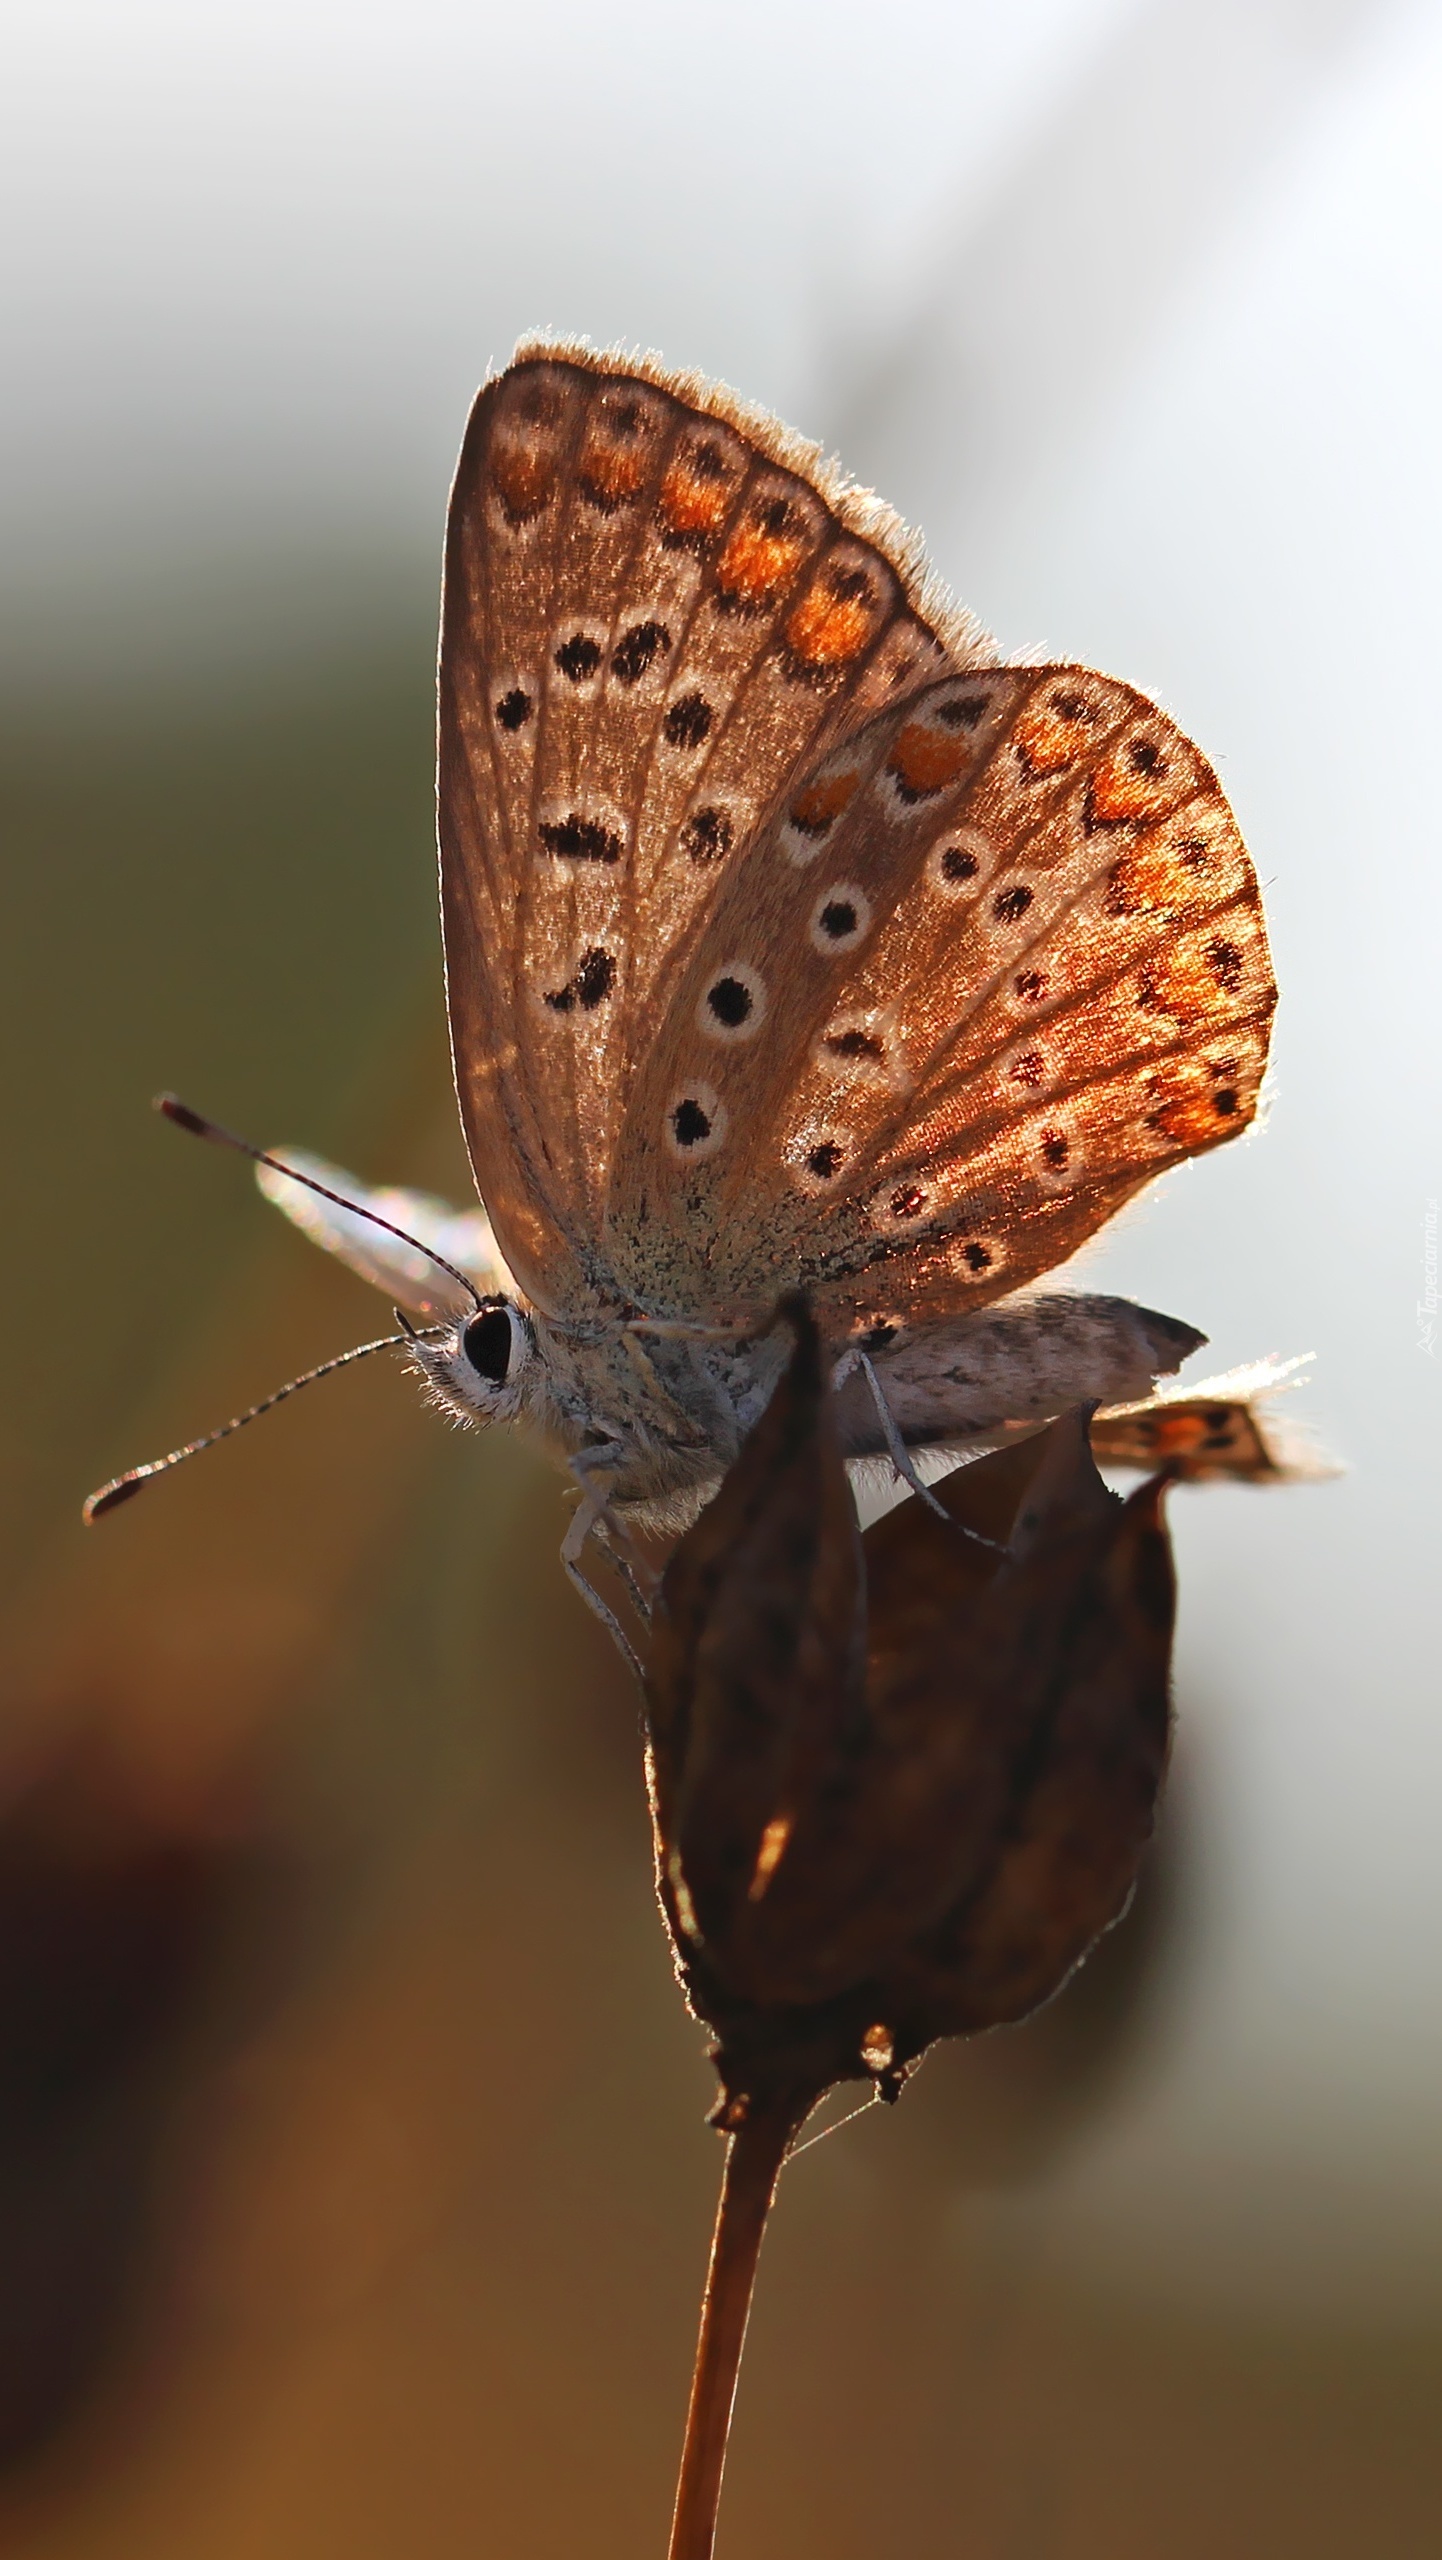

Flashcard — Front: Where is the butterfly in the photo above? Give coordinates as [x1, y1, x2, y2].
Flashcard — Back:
[94, 340, 1282, 1646]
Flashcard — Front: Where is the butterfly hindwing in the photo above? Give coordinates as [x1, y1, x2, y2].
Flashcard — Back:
[605, 666, 1275, 1330]
[439, 343, 989, 1317]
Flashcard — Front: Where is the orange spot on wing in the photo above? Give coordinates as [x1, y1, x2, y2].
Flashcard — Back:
[790, 769, 860, 830]
[1151, 1411, 1220, 1457]
[1013, 704, 1094, 777]
[1134, 946, 1225, 1025]
[578, 439, 648, 505]
[785, 582, 872, 668]
[886, 722, 971, 798]
[1107, 834, 1239, 919]
[716, 520, 807, 605]
[1144, 1056, 1255, 1150]
[1087, 751, 1177, 830]
[658, 462, 733, 541]
[491, 443, 554, 524]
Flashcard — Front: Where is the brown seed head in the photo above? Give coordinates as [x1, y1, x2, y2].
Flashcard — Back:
[644, 1299, 1178, 2125]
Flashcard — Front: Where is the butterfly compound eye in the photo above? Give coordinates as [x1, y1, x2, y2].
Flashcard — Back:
[462, 1303, 519, 1387]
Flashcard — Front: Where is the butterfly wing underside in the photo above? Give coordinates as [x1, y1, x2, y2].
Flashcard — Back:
[1089, 1358, 1331, 1485]
[440, 343, 1274, 1340]
[437, 343, 991, 1316]
[604, 664, 1276, 1331]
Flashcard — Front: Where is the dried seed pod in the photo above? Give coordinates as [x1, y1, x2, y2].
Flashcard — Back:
[870, 1435, 1176, 2066]
[645, 1300, 1179, 2124]
[645, 1293, 865, 1973]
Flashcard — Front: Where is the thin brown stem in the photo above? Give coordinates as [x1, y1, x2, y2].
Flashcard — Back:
[667, 2091, 811, 2560]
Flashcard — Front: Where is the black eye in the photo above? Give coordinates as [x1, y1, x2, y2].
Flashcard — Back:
[462, 1305, 514, 1385]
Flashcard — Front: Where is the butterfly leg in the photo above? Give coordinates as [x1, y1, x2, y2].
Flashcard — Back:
[560, 1440, 655, 1681]
[834, 1348, 950, 1519]
[560, 1506, 644, 1683]
[568, 1439, 661, 1605]
[834, 1349, 1001, 1548]
[594, 1516, 658, 1623]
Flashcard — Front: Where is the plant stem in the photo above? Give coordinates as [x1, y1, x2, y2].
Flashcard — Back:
[667, 2091, 809, 2560]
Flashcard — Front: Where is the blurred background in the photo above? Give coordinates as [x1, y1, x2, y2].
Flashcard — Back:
[2, 1, 1439, 2551]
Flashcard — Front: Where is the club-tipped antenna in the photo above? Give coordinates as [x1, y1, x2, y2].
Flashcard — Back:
[83, 1325, 445, 1524]
[153, 1093, 484, 1311]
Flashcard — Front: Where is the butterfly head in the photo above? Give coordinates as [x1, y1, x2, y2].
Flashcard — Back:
[410, 1294, 536, 1426]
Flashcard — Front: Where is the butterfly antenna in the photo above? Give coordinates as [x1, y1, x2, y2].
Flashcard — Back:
[82, 1325, 445, 1524]
[153, 1093, 485, 1311]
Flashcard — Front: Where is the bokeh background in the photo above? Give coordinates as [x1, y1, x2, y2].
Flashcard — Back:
[2, 1, 1440, 2551]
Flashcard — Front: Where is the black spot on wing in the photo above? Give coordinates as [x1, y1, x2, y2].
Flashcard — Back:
[890, 1185, 927, 1220]
[555, 633, 602, 683]
[664, 692, 712, 748]
[542, 947, 616, 1012]
[538, 814, 623, 864]
[611, 620, 671, 684]
[706, 977, 752, 1028]
[682, 807, 733, 864]
[825, 1028, 885, 1063]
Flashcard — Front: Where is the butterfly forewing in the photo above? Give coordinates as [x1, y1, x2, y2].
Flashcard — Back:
[606, 666, 1274, 1331]
[440, 341, 1274, 1343]
[439, 344, 985, 1316]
